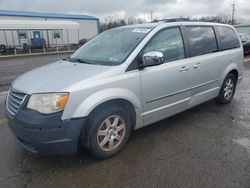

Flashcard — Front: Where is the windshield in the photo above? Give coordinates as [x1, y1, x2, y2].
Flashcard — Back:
[70, 27, 153, 65]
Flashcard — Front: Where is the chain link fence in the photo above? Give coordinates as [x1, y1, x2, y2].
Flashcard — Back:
[0, 28, 83, 56]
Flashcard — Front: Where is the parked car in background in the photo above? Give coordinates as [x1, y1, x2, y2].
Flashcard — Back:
[5, 21, 244, 159]
[239, 33, 250, 55]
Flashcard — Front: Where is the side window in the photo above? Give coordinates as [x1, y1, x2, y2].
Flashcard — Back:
[217, 26, 240, 50]
[185, 26, 218, 57]
[53, 31, 61, 39]
[143, 28, 185, 63]
[18, 30, 27, 39]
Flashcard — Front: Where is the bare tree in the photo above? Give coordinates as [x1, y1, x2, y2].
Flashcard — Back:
[191, 14, 239, 25]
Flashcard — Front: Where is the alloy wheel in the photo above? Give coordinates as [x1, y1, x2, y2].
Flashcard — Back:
[223, 78, 234, 100]
[97, 115, 126, 151]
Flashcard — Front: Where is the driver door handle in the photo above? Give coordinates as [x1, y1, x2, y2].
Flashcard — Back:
[179, 66, 190, 72]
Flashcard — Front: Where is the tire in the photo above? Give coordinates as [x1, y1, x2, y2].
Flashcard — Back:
[86, 106, 132, 159]
[215, 73, 237, 104]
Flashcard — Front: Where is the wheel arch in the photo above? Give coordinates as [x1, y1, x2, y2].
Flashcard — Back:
[228, 69, 239, 81]
[88, 98, 137, 130]
[65, 88, 143, 128]
[220, 63, 239, 88]
[80, 97, 138, 149]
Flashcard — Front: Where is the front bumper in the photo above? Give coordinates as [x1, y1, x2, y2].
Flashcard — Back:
[5, 103, 86, 155]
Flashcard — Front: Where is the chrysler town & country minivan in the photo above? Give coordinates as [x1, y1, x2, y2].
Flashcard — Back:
[5, 21, 244, 158]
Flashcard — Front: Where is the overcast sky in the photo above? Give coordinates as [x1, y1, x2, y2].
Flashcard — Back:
[0, 0, 249, 23]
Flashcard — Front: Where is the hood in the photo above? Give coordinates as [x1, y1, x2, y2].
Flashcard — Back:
[12, 60, 115, 94]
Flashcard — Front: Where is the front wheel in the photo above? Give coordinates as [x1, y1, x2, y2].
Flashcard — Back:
[215, 73, 237, 104]
[86, 106, 132, 159]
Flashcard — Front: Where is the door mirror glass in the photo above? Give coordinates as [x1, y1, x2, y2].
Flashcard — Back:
[142, 51, 165, 67]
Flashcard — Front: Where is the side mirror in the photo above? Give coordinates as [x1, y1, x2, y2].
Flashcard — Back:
[141, 51, 165, 68]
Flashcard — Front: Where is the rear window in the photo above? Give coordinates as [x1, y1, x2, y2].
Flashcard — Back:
[217, 26, 240, 50]
[186, 26, 218, 57]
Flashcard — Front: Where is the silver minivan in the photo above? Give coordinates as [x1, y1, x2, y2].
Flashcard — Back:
[5, 21, 244, 158]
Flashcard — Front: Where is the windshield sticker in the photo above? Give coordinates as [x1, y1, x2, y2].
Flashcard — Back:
[132, 28, 151, 33]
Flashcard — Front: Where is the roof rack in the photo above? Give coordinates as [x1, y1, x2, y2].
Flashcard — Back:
[151, 18, 190, 23]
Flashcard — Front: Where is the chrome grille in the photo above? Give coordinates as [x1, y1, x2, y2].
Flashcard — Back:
[6, 88, 27, 115]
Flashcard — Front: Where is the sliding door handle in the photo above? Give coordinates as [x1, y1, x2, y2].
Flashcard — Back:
[179, 66, 190, 72]
[193, 63, 201, 69]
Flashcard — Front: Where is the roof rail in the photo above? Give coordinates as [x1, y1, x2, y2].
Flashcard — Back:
[151, 18, 190, 23]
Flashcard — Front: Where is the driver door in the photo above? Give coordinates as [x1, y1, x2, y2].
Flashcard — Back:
[140, 27, 193, 125]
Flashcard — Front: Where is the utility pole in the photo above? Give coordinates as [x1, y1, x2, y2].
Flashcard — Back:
[232, 3, 235, 25]
[105, 17, 108, 30]
[150, 11, 153, 22]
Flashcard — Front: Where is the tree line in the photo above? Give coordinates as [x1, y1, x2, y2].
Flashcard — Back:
[100, 15, 238, 32]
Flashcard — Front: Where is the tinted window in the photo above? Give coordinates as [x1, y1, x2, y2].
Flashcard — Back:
[144, 28, 185, 63]
[217, 26, 240, 50]
[186, 26, 218, 57]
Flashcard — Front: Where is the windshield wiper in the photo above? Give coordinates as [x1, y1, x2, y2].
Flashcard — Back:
[73, 58, 93, 64]
[64, 57, 93, 64]
[63, 56, 76, 62]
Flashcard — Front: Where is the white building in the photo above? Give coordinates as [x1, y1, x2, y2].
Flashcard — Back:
[0, 19, 81, 48]
[0, 10, 99, 49]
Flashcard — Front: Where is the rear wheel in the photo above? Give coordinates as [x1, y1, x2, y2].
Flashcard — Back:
[215, 73, 237, 104]
[86, 106, 131, 159]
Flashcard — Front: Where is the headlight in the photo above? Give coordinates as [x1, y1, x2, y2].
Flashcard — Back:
[27, 93, 69, 114]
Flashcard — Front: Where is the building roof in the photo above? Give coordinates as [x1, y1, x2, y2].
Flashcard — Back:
[0, 20, 80, 30]
[0, 10, 99, 20]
